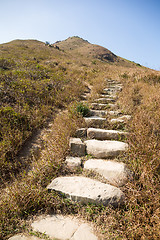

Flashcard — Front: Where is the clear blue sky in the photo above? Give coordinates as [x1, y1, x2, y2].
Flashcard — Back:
[0, 0, 160, 70]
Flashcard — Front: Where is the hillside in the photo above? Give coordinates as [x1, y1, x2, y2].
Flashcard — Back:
[53, 36, 137, 66]
[0, 37, 160, 240]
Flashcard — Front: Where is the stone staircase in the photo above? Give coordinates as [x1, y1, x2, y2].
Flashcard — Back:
[9, 79, 132, 240]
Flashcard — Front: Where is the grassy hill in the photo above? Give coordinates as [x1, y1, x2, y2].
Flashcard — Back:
[0, 36, 160, 240]
[53, 36, 138, 66]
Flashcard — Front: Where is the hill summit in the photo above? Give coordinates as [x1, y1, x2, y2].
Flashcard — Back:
[53, 36, 118, 62]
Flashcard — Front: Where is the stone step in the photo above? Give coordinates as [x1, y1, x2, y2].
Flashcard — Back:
[31, 215, 98, 240]
[75, 128, 87, 138]
[89, 109, 107, 117]
[94, 98, 115, 104]
[110, 115, 131, 124]
[84, 159, 131, 187]
[90, 103, 109, 110]
[47, 176, 124, 207]
[103, 88, 121, 93]
[8, 235, 40, 240]
[84, 139, 128, 159]
[107, 103, 118, 109]
[108, 110, 122, 116]
[100, 94, 117, 99]
[80, 94, 87, 100]
[69, 138, 86, 157]
[87, 128, 128, 140]
[84, 116, 107, 128]
[108, 86, 122, 91]
[66, 156, 82, 168]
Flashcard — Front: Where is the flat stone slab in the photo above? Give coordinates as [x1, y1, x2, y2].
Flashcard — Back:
[104, 86, 122, 92]
[31, 215, 98, 240]
[110, 115, 131, 124]
[66, 156, 82, 168]
[84, 116, 107, 127]
[108, 110, 122, 116]
[94, 98, 115, 104]
[84, 140, 128, 158]
[8, 235, 40, 240]
[47, 176, 124, 206]
[100, 94, 117, 99]
[107, 103, 117, 109]
[103, 88, 114, 93]
[91, 103, 109, 110]
[87, 128, 128, 140]
[84, 159, 131, 187]
[69, 138, 86, 157]
[89, 110, 107, 117]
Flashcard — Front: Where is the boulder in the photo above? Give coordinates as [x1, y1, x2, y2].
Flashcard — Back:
[84, 139, 128, 158]
[47, 176, 124, 207]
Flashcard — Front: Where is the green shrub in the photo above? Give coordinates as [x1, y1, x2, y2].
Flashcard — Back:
[76, 102, 90, 117]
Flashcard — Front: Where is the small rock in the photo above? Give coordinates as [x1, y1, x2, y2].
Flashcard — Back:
[66, 156, 82, 168]
[84, 139, 128, 158]
[69, 138, 86, 157]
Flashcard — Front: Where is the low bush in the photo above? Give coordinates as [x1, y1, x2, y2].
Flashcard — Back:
[75, 102, 90, 117]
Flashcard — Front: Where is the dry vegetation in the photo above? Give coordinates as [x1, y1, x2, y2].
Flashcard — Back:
[0, 36, 160, 239]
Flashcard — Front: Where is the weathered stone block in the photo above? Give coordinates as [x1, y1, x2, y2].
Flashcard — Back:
[47, 176, 124, 207]
[84, 159, 132, 187]
[66, 156, 82, 168]
[87, 128, 128, 140]
[69, 138, 86, 156]
[84, 139, 128, 159]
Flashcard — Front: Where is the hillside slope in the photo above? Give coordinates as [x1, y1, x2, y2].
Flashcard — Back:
[0, 36, 160, 240]
[53, 36, 136, 66]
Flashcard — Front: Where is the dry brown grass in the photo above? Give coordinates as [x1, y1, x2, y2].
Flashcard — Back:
[0, 108, 84, 239]
[1, 37, 160, 240]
